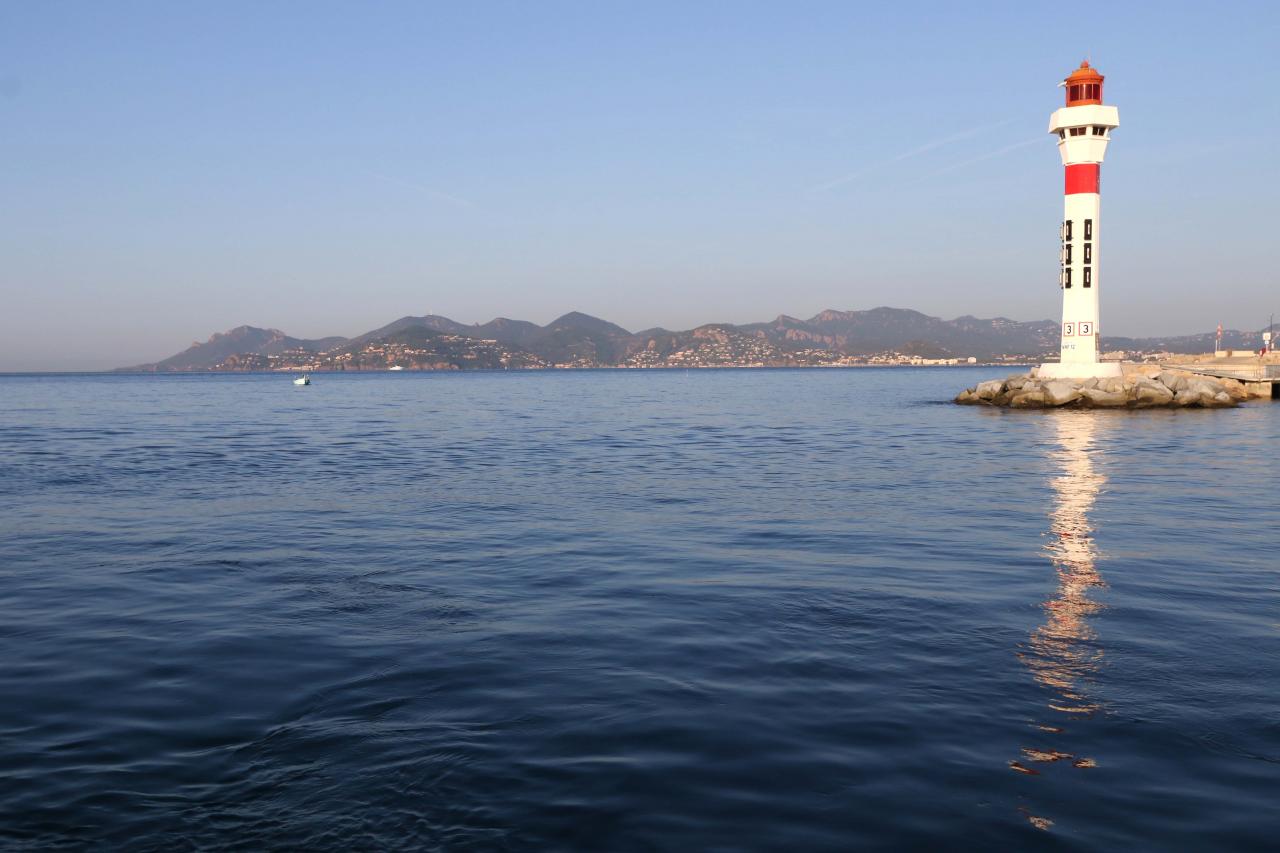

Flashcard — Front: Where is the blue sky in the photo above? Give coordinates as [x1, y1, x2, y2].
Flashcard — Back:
[2, 1, 1277, 369]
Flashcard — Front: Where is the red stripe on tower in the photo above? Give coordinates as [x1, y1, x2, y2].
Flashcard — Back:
[1065, 163, 1100, 195]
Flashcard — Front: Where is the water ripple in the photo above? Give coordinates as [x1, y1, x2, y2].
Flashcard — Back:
[0, 370, 1277, 849]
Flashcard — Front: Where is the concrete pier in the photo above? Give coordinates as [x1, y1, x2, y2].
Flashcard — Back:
[1160, 357, 1280, 400]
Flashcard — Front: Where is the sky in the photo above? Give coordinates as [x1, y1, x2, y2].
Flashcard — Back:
[2, 1, 1278, 370]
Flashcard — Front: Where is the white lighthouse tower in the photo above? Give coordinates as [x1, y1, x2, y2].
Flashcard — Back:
[1039, 61, 1121, 380]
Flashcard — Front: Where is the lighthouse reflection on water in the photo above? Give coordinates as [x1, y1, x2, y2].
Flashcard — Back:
[1012, 413, 1111, 829]
[1026, 414, 1107, 715]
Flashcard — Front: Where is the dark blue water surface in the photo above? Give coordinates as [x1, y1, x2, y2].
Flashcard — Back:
[1, 369, 1278, 850]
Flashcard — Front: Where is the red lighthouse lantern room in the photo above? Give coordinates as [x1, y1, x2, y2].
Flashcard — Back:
[1064, 61, 1104, 106]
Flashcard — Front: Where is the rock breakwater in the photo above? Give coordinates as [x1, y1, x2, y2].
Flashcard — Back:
[955, 368, 1252, 409]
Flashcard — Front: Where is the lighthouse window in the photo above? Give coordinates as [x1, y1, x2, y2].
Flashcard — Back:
[1084, 243, 1092, 263]
[1091, 125, 1106, 135]
[1084, 219, 1093, 239]
[1064, 220, 1073, 241]
[1064, 244, 1073, 264]
[1083, 267, 1092, 287]
[1069, 84, 1082, 101]
[1064, 268, 1072, 288]
[1059, 130, 1066, 140]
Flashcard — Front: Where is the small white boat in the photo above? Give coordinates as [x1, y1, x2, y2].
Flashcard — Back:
[293, 375, 311, 386]
[388, 365, 404, 371]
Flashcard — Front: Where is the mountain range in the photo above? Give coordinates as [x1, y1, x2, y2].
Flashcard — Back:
[122, 307, 1261, 372]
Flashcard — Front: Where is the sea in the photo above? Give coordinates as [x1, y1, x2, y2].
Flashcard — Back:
[1, 368, 1277, 850]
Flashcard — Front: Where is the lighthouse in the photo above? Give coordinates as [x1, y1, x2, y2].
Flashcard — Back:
[1039, 61, 1121, 380]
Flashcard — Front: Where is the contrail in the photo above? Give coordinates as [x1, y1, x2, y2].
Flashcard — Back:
[810, 119, 1015, 193]
[915, 136, 1046, 181]
[366, 169, 478, 210]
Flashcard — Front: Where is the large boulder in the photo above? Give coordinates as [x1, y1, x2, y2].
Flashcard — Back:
[1184, 379, 1238, 407]
[1010, 390, 1046, 408]
[975, 379, 1005, 401]
[1158, 371, 1188, 392]
[1218, 378, 1250, 401]
[1173, 388, 1206, 407]
[1132, 380, 1174, 407]
[1043, 379, 1082, 407]
[1186, 377, 1226, 398]
[1080, 387, 1128, 407]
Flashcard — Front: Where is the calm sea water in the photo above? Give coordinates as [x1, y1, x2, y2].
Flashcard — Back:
[1, 368, 1277, 850]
